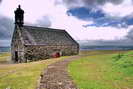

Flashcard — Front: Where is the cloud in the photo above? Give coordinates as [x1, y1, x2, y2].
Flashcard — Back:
[84, 17, 129, 28]
[79, 26, 133, 46]
[0, 0, 133, 47]
[0, 40, 10, 47]
[67, 5, 133, 28]
[102, 0, 133, 17]
[126, 28, 133, 41]
[0, 14, 52, 46]
[36, 16, 52, 27]
[0, 0, 56, 24]
[63, 0, 133, 29]
[0, 16, 14, 40]
[52, 7, 128, 41]
[0, 15, 14, 46]
[61, 0, 124, 8]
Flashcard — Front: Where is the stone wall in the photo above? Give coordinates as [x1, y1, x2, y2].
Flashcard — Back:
[11, 26, 25, 62]
[24, 45, 79, 62]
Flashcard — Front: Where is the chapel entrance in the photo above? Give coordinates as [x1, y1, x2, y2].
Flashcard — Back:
[15, 51, 18, 62]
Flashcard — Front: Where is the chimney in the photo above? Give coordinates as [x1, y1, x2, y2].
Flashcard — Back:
[14, 5, 24, 27]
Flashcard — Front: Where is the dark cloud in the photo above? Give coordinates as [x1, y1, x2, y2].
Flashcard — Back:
[0, 15, 52, 46]
[0, 16, 14, 47]
[62, 0, 124, 8]
[0, 15, 51, 40]
[81, 0, 123, 7]
[0, 16, 14, 40]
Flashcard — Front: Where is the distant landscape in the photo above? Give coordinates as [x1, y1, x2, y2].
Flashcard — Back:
[80, 45, 133, 50]
[0, 47, 10, 52]
[1, 45, 133, 53]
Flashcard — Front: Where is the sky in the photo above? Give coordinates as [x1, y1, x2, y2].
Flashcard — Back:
[0, 0, 133, 46]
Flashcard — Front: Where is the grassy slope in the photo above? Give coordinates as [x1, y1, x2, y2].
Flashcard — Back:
[0, 53, 69, 89]
[68, 50, 133, 89]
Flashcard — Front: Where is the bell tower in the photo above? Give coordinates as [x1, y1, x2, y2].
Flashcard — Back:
[14, 5, 24, 27]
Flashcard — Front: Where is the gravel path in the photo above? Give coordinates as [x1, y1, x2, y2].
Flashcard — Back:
[37, 56, 81, 89]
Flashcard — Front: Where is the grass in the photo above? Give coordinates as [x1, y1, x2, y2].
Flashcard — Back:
[68, 50, 133, 89]
[0, 52, 11, 63]
[0, 53, 69, 89]
[1, 50, 133, 89]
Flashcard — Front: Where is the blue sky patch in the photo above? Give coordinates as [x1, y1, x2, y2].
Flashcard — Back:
[67, 7, 105, 20]
[67, 7, 133, 28]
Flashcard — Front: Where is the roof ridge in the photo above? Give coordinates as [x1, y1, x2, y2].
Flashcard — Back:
[23, 25, 65, 32]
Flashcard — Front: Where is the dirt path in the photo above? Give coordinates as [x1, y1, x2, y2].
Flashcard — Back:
[37, 56, 81, 89]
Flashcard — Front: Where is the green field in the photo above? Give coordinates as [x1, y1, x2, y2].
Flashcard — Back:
[0, 53, 69, 89]
[68, 50, 133, 89]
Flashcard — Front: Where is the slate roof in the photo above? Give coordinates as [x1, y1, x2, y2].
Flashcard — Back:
[18, 25, 78, 46]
